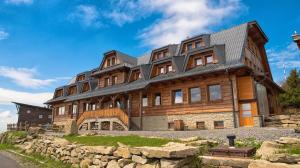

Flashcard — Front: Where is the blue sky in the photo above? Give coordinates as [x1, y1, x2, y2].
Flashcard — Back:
[0, 0, 299, 132]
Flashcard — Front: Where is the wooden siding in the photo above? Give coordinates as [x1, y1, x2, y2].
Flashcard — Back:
[237, 76, 255, 100]
[17, 105, 52, 125]
[186, 51, 217, 70]
[98, 71, 128, 88]
[150, 61, 173, 77]
[131, 75, 234, 117]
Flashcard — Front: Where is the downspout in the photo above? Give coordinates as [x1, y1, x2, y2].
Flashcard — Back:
[226, 68, 237, 128]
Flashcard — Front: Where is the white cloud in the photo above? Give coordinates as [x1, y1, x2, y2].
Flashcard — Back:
[5, 0, 33, 5]
[0, 30, 9, 40]
[0, 87, 53, 106]
[106, 0, 243, 47]
[267, 42, 300, 68]
[68, 5, 101, 27]
[0, 66, 68, 89]
[0, 110, 18, 133]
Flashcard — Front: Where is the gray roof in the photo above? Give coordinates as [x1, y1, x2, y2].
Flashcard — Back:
[46, 21, 263, 104]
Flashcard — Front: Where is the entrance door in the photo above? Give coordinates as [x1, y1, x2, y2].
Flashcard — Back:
[239, 103, 254, 126]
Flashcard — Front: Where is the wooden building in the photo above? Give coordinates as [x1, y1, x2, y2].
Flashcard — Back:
[9, 102, 52, 130]
[292, 31, 300, 49]
[46, 21, 283, 131]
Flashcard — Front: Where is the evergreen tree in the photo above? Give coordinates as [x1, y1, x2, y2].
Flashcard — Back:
[279, 69, 300, 107]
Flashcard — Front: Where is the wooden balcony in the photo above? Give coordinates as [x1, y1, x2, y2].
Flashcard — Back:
[76, 108, 129, 127]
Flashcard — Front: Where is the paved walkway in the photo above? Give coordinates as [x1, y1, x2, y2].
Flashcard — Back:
[0, 152, 21, 168]
[79, 127, 300, 141]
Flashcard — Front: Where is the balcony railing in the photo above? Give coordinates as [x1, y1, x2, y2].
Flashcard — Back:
[76, 108, 129, 127]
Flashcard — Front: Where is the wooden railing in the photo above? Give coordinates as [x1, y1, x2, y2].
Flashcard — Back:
[76, 108, 129, 127]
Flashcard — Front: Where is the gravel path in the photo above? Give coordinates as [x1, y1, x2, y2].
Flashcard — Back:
[79, 127, 300, 142]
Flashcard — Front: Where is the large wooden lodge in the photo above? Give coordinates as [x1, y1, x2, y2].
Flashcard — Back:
[46, 21, 283, 131]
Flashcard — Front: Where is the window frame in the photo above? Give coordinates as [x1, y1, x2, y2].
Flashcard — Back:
[187, 43, 193, 51]
[112, 76, 117, 85]
[154, 93, 161, 106]
[208, 84, 222, 101]
[167, 65, 173, 73]
[189, 87, 201, 103]
[39, 114, 43, 119]
[194, 57, 203, 66]
[159, 67, 165, 74]
[142, 95, 148, 107]
[172, 89, 183, 104]
[214, 121, 224, 129]
[206, 55, 214, 64]
[104, 77, 110, 87]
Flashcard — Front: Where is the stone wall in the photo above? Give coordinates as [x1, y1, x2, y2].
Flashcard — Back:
[265, 115, 300, 128]
[19, 135, 198, 168]
[132, 112, 235, 130]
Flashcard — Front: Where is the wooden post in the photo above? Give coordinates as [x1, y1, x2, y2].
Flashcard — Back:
[128, 93, 132, 130]
[139, 90, 143, 130]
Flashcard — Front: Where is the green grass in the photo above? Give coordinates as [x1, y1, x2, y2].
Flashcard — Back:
[64, 135, 178, 147]
[9, 131, 27, 139]
[281, 144, 300, 155]
[235, 137, 262, 150]
[0, 144, 15, 150]
[21, 152, 72, 168]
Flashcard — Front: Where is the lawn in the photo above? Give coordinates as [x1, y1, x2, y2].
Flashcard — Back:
[64, 135, 178, 147]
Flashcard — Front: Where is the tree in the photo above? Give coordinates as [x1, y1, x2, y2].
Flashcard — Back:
[279, 69, 300, 107]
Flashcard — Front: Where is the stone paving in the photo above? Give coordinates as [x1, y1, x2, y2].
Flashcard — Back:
[79, 127, 300, 142]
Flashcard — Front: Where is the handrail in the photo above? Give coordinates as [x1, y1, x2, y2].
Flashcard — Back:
[76, 108, 129, 127]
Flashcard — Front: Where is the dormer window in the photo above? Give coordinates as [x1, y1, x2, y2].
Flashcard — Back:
[167, 65, 173, 73]
[82, 83, 89, 92]
[104, 77, 110, 87]
[206, 55, 213, 64]
[77, 74, 85, 82]
[55, 89, 63, 98]
[195, 40, 205, 48]
[106, 59, 111, 67]
[152, 49, 169, 61]
[112, 76, 117, 85]
[68, 86, 77, 95]
[195, 58, 203, 66]
[187, 43, 193, 51]
[111, 57, 116, 65]
[159, 67, 165, 74]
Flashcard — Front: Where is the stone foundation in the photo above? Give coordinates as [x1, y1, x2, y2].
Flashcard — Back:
[132, 112, 235, 130]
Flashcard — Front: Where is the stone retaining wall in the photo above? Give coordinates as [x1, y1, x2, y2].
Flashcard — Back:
[19, 135, 199, 168]
[265, 115, 300, 128]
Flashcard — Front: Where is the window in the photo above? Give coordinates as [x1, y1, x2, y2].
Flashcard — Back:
[48, 115, 52, 119]
[142, 95, 148, 107]
[214, 121, 224, 129]
[111, 57, 116, 65]
[167, 65, 173, 73]
[196, 121, 205, 130]
[209, 84, 221, 101]
[106, 58, 111, 67]
[159, 67, 165, 74]
[158, 52, 163, 59]
[189, 87, 201, 103]
[168, 122, 174, 129]
[195, 58, 203, 66]
[187, 43, 193, 51]
[206, 55, 213, 64]
[85, 103, 89, 111]
[154, 93, 161, 106]
[27, 110, 31, 114]
[104, 78, 110, 86]
[112, 76, 117, 85]
[58, 107, 65, 115]
[39, 115, 43, 119]
[138, 72, 142, 79]
[241, 103, 252, 118]
[72, 104, 77, 114]
[173, 89, 183, 104]
[195, 41, 205, 48]
[91, 103, 96, 110]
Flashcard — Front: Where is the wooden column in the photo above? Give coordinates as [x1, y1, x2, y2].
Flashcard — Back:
[139, 90, 143, 130]
[128, 93, 132, 130]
